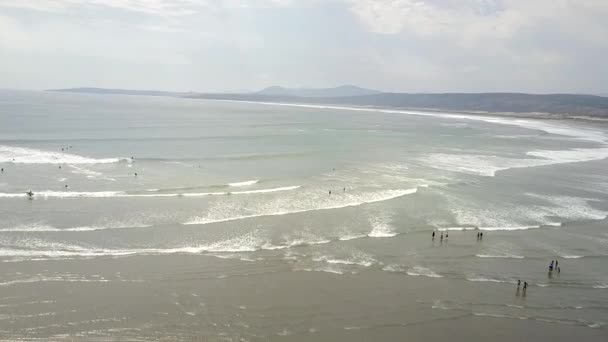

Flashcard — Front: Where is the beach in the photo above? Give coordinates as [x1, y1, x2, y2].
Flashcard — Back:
[1, 90, 607, 340]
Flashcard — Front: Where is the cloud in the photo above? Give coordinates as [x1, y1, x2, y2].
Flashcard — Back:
[0, 0, 606, 93]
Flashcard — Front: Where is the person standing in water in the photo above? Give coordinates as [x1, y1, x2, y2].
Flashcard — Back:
[440, 233, 444, 242]
[517, 280, 521, 287]
[432, 231, 435, 240]
[328, 190, 331, 195]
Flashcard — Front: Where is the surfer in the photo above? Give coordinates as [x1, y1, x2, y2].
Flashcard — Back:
[432, 231, 435, 239]
[523, 282, 528, 290]
[445, 232, 448, 239]
[328, 190, 331, 195]
[26, 190, 34, 199]
[1, 168, 3, 172]
[440, 233, 444, 241]
[343, 187, 346, 192]
[558, 267, 561, 274]
[555, 260, 558, 269]
[517, 280, 521, 287]
[65, 184, 68, 189]
[134, 172, 138, 177]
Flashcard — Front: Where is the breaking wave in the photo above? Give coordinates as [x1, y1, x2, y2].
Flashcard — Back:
[0, 145, 125, 164]
[185, 188, 418, 225]
[228, 180, 259, 187]
[0, 186, 300, 199]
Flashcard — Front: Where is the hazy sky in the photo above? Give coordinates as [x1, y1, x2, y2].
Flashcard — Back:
[1, 0, 607, 93]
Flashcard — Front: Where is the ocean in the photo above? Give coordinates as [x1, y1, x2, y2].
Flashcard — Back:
[0, 90, 607, 340]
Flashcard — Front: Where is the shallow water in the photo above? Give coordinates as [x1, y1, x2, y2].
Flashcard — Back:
[1, 90, 607, 340]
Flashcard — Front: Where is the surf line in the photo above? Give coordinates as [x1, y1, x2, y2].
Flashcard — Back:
[184, 188, 419, 225]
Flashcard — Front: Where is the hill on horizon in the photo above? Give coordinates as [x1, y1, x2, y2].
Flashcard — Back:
[256, 85, 381, 98]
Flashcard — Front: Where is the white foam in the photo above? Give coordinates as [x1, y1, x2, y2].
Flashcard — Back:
[437, 227, 477, 231]
[592, 283, 608, 289]
[338, 233, 367, 241]
[69, 165, 102, 178]
[228, 180, 259, 187]
[0, 186, 300, 199]
[213, 100, 608, 143]
[476, 254, 524, 259]
[0, 145, 124, 164]
[367, 212, 397, 238]
[479, 226, 541, 231]
[185, 188, 417, 225]
[406, 266, 443, 278]
[296, 266, 345, 275]
[316, 251, 376, 267]
[422, 146, 608, 177]
[382, 264, 406, 273]
[466, 277, 509, 283]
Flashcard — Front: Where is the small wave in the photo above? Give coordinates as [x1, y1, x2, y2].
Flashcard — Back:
[466, 277, 510, 283]
[228, 180, 259, 187]
[382, 264, 406, 273]
[593, 283, 608, 289]
[316, 252, 376, 267]
[296, 266, 345, 275]
[367, 212, 397, 238]
[479, 225, 540, 231]
[560, 255, 583, 259]
[407, 266, 443, 278]
[438, 227, 477, 231]
[338, 233, 367, 241]
[476, 254, 524, 259]
[185, 188, 417, 225]
[0, 186, 300, 199]
[0, 145, 125, 164]
[0, 223, 152, 232]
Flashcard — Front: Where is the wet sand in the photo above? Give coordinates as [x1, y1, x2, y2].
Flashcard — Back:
[2, 223, 606, 341]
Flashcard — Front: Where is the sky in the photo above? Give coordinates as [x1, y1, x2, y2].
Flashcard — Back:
[0, 0, 607, 94]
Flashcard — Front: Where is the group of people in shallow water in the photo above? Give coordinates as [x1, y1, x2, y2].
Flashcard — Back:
[431, 230, 482, 242]
[328, 188, 347, 195]
[430, 230, 564, 296]
[516, 279, 528, 296]
[431, 231, 449, 241]
[549, 260, 561, 273]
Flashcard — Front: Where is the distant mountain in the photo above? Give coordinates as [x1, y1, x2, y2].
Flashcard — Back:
[256, 85, 381, 98]
[50, 87, 193, 97]
[189, 92, 608, 118]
